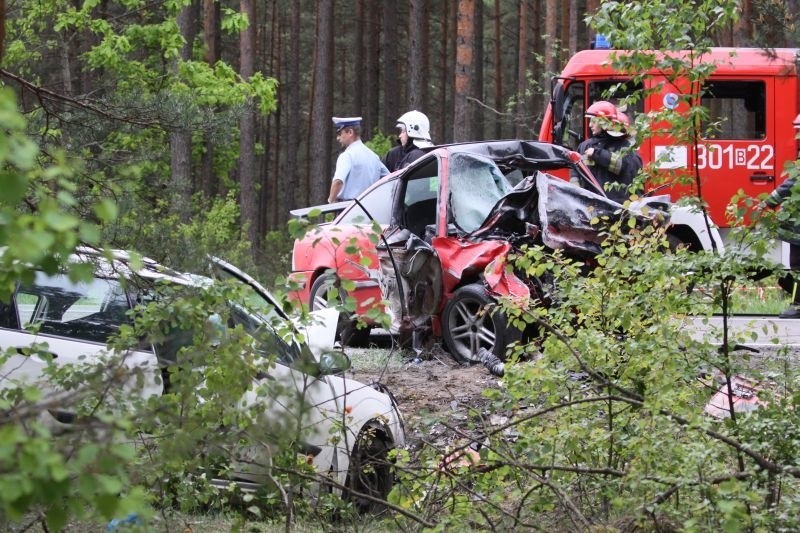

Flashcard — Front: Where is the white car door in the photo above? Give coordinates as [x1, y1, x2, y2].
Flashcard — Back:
[205, 258, 354, 482]
[223, 300, 345, 483]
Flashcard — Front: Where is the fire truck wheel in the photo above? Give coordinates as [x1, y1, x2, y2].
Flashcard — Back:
[309, 274, 371, 347]
[442, 283, 518, 364]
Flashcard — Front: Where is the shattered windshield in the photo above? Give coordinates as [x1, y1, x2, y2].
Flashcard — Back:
[448, 153, 513, 233]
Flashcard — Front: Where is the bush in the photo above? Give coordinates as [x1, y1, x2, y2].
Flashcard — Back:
[387, 220, 800, 531]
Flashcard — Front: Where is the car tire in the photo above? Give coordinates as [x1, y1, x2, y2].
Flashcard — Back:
[442, 283, 518, 364]
[344, 426, 393, 513]
[667, 233, 688, 252]
[309, 274, 371, 347]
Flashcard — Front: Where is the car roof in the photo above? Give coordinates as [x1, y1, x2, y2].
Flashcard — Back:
[72, 248, 289, 319]
[438, 139, 576, 168]
[289, 140, 579, 224]
[73, 247, 193, 285]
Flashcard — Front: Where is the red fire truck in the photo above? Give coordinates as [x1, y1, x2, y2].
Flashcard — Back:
[539, 47, 800, 263]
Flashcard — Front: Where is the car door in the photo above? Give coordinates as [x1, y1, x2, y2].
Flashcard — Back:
[222, 305, 345, 482]
[0, 271, 162, 427]
[207, 259, 346, 480]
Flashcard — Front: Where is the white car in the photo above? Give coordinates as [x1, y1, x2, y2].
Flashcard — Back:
[0, 249, 405, 506]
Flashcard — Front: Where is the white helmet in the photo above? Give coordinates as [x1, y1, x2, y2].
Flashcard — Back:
[396, 110, 433, 148]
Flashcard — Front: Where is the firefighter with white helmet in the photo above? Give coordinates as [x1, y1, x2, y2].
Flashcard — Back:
[762, 113, 800, 318]
[571, 100, 642, 203]
[384, 110, 434, 172]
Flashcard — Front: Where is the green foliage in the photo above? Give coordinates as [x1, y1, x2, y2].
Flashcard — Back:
[0, 89, 106, 297]
[0, 91, 317, 530]
[589, 0, 739, 200]
[389, 220, 800, 529]
[221, 7, 251, 34]
[7, 0, 800, 529]
[4, 1, 279, 276]
[0, 89, 153, 531]
[0, 254, 358, 530]
[257, 230, 295, 290]
[364, 129, 395, 160]
[592, 0, 739, 51]
[113, 192, 271, 285]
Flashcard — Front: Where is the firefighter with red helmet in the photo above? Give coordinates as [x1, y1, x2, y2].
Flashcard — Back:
[762, 113, 800, 318]
[573, 100, 642, 203]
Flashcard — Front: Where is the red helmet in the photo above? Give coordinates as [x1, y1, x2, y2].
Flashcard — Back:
[616, 109, 631, 127]
[586, 101, 628, 137]
[585, 100, 618, 119]
[794, 113, 800, 129]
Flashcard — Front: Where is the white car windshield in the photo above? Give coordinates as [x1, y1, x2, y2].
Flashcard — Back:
[212, 268, 283, 324]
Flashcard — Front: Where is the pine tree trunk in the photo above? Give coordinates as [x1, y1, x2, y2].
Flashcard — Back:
[364, 2, 381, 136]
[453, 0, 475, 142]
[733, 0, 751, 45]
[472, 0, 483, 139]
[568, 0, 578, 55]
[515, 0, 528, 138]
[409, 0, 425, 111]
[421, 0, 430, 110]
[530, 0, 543, 124]
[437, 0, 450, 143]
[200, 0, 220, 199]
[308, 0, 334, 206]
[286, 0, 304, 208]
[264, 0, 280, 231]
[493, 0, 503, 139]
[560, 0, 569, 64]
[447, 0, 457, 141]
[170, 3, 194, 224]
[544, 0, 558, 76]
[354, 0, 365, 116]
[586, 0, 600, 45]
[238, 0, 259, 253]
[59, 30, 73, 95]
[382, 2, 399, 132]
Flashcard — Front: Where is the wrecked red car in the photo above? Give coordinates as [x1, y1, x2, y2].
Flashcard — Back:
[288, 140, 721, 363]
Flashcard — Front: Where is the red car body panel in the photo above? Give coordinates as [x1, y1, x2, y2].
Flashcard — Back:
[288, 223, 383, 316]
[431, 237, 528, 299]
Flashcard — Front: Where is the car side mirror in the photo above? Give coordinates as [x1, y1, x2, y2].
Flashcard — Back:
[317, 350, 351, 375]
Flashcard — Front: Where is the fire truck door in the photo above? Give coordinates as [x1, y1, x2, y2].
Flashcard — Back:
[651, 79, 775, 226]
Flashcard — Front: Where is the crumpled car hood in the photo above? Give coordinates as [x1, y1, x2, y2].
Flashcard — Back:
[469, 173, 670, 257]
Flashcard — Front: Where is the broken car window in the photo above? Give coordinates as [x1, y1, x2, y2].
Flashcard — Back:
[448, 153, 513, 233]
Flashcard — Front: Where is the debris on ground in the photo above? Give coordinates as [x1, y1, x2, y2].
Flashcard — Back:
[478, 347, 505, 377]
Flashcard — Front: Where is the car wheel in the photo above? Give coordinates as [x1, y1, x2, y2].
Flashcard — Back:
[667, 233, 689, 252]
[345, 427, 393, 513]
[442, 283, 516, 364]
[309, 274, 371, 347]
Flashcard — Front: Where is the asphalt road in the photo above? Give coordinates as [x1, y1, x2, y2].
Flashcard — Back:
[687, 316, 800, 347]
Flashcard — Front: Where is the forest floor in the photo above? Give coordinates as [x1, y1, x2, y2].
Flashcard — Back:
[345, 336, 503, 453]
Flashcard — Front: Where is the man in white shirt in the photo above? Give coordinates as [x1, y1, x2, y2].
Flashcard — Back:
[328, 116, 389, 203]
